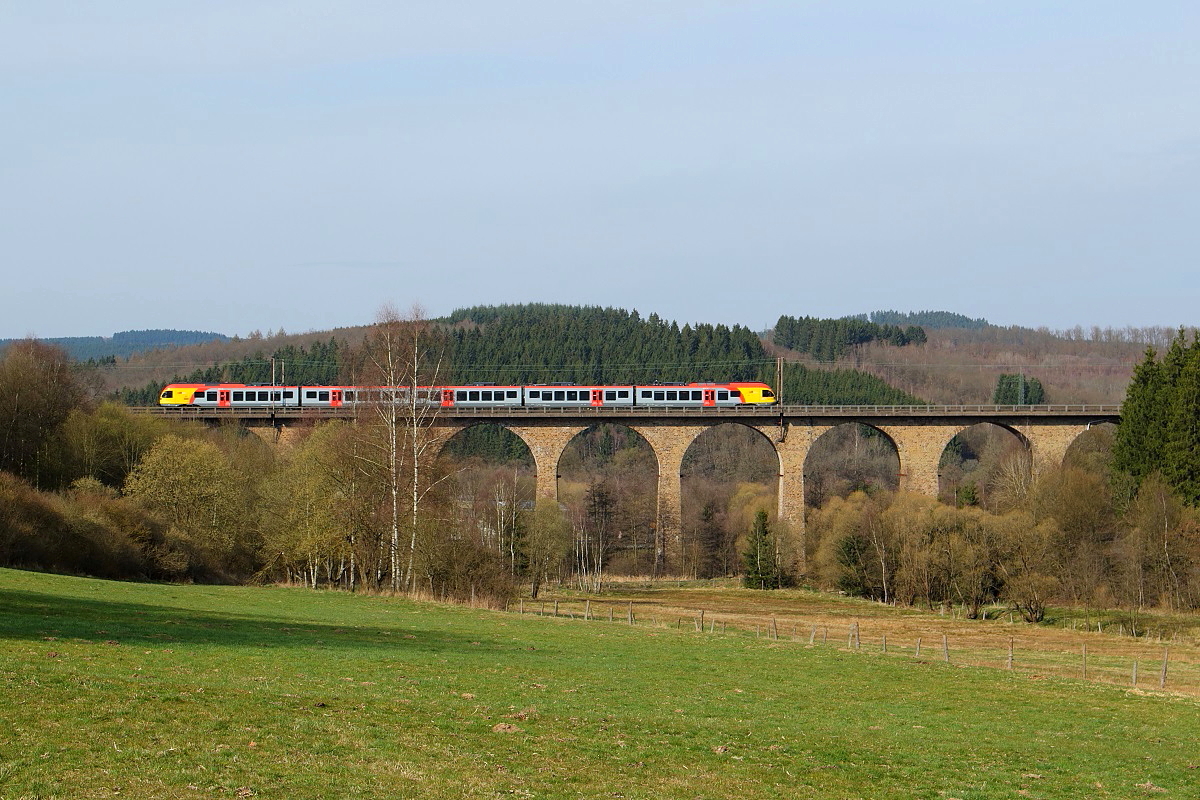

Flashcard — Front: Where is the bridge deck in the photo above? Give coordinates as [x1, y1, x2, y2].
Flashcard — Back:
[132, 404, 1121, 421]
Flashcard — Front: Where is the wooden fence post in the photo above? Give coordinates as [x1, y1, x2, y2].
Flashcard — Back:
[915, 637, 922, 658]
[942, 634, 949, 662]
[1007, 637, 1013, 670]
[1160, 648, 1169, 689]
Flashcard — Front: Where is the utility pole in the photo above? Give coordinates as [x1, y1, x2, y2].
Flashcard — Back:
[775, 356, 784, 404]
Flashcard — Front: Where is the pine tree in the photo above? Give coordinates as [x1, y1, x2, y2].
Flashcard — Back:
[1114, 330, 1200, 505]
[742, 510, 786, 589]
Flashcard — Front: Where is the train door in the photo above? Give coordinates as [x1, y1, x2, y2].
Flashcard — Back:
[441, 389, 455, 407]
[218, 389, 231, 408]
[702, 388, 716, 406]
[591, 389, 603, 407]
[330, 389, 342, 408]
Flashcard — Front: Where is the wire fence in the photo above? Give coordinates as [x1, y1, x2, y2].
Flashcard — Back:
[503, 598, 1200, 696]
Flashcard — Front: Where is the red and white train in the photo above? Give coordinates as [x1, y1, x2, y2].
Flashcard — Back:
[158, 382, 778, 409]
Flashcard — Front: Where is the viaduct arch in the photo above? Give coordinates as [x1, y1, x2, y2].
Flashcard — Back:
[422, 406, 1119, 570]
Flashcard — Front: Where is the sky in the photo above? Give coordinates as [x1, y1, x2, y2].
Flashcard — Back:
[3, 2, 1198, 339]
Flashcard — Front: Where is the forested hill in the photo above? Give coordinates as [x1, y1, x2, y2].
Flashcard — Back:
[447, 304, 921, 404]
[446, 304, 762, 384]
[121, 304, 921, 405]
[0, 329, 228, 362]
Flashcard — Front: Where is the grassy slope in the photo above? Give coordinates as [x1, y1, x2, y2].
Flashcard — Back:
[2, 569, 1198, 800]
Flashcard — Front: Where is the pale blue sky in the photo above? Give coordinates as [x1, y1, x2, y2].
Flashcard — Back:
[3, 2, 1197, 338]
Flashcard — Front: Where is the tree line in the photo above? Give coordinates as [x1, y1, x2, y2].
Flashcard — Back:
[805, 330, 1200, 617]
[772, 314, 927, 362]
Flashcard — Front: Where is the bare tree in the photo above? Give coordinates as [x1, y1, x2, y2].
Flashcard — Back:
[352, 304, 450, 591]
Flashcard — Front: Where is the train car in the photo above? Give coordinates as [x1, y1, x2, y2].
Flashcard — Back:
[440, 385, 524, 408]
[296, 385, 363, 408]
[633, 382, 776, 407]
[158, 383, 301, 408]
[523, 385, 636, 407]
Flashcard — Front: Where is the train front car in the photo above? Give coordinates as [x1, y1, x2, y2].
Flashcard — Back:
[633, 382, 777, 407]
[158, 384, 206, 406]
[158, 384, 302, 408]
[727, 382, 777, 405]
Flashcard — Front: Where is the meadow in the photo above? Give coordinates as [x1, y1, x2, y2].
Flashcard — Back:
[2, 568, 1198, 799]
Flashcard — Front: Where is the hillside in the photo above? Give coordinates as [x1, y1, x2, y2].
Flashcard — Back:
[63, 306, 1186, 406]
[0, 329, 230, 361]
[800, 325, 1166, 405]
[112, 305, 920, 406]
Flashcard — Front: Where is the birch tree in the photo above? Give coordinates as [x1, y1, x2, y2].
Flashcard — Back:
[352, 304, 449, 591]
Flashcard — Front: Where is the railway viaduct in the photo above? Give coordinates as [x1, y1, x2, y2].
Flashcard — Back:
[150, 404, 1121, 568]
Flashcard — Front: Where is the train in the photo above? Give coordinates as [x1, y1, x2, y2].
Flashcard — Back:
[157, 381, 777, 409]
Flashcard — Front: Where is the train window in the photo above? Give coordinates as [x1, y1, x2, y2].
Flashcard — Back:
[718, 391, 729, 401]
[528, 390, 540, 399]
[455, 391, 466, 401]
[507, 390, 517, 399]
[481, 391, 492, 401]
[305, 391, 317, 399]
[469, 391, 480, 401]
[256, 391, 266, 401]
[604, 391, 616, 401]
[319, 391, 329, 402]
[161, 390, 173, 399]
[554, 391, 565, 401]
[641, 390, 652, 399]
[654, 391, 665, 401]
[284, 391, 294, 399]
[206, 391, 217, 401]
[566, 391, 578, 401]
[272, 391, 282, 401]
[619, 391, 629, 399]
[692, 391, 702, 400]
[666, 391, 678, 401]
[343, 391, 354, 402]
[233, 392, 244, 401]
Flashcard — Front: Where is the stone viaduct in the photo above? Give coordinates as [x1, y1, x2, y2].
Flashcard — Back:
[172, 403, 1120, 568]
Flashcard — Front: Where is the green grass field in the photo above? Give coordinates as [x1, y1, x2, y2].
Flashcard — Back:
[2, 568, 1198, 799]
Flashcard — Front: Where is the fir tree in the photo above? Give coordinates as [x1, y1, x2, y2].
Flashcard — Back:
[742, 510, 789, 589]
